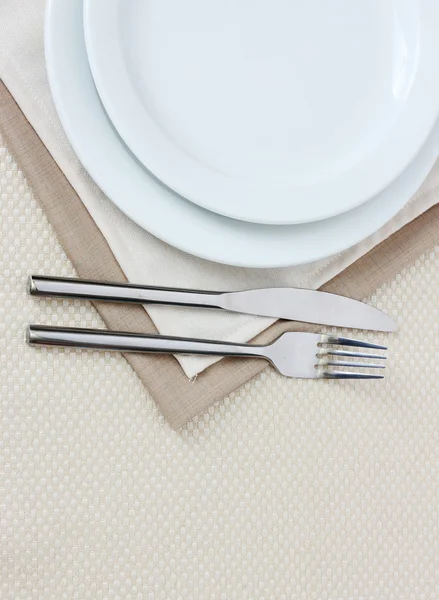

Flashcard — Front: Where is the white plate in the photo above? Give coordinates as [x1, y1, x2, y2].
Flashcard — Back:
[84, 0, 439, 225]
[46, 0, 439, 269]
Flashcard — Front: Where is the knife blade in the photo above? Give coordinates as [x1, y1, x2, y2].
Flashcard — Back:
[220, 288, 396, 331]
[28, 276, 396, 332]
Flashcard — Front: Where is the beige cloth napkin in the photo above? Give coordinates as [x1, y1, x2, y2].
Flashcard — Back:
[2, 80, 439, 429]
[1, 0, 438, 379]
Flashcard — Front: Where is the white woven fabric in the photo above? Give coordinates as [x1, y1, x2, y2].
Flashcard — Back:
[2, 140, 439, 599]
[1, 0, 438, 379]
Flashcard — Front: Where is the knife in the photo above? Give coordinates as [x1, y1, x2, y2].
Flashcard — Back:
[28, 275, 396, 332]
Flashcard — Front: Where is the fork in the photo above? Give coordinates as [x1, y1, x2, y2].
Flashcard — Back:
[27, 326, 386, 379]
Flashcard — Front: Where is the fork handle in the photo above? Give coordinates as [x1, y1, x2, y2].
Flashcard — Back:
[27, 325, 268, 360]
[29, 276, 225, 309]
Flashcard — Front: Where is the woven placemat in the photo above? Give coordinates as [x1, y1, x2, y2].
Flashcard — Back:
[2, 134, 439, 598]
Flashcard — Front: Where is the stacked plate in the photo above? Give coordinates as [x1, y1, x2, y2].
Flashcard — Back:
[46, 0, 439, 268]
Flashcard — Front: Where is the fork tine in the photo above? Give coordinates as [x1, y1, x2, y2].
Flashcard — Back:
[325, 360, 385, 369]
[321, 349, 387, 360]
[323, 370, 385, 380]
[323, 334, 387, 350]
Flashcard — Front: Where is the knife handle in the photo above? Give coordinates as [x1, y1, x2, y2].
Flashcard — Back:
[28, 275, 224, 309]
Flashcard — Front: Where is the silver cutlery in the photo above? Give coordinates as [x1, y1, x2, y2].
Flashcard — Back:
[27, 326, 386, 380]
[28, 276, 396, 332]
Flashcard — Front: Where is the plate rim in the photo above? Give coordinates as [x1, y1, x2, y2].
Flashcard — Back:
[45, 0, 439, 269]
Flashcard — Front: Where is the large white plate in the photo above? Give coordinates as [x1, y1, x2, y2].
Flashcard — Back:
[84, 0, 439, 225]
[45, 0, 439, 269]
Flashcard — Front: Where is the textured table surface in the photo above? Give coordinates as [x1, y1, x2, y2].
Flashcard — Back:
[1, 137, 439, 599]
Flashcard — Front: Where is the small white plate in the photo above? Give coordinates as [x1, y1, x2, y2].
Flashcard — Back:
[84, 0, 439, 225]
[45, 0, 439, 269]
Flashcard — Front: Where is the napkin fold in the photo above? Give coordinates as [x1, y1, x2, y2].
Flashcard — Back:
[1, 0, 438, 379]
